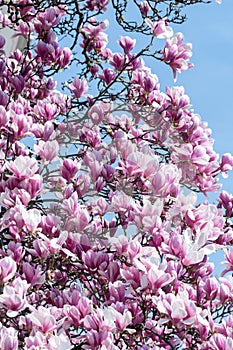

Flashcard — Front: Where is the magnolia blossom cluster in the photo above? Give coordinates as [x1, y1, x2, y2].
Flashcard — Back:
[0, 0, 232, 349]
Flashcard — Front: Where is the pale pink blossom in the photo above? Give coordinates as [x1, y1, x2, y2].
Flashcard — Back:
[0, 277, 29, 317]
[146, 19, 173, 39]
[0, 326, 18, 350]
[0, 256, 17, 283]
[28, 306, 57, 333]
[48, 330, 72, 350]
[34, 140, 59, 162]
[6, 155, 39, 180]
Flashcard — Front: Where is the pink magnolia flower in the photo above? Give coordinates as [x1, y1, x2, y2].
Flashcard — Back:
[35, 231, 68, 255]
[156, 289, 208, 328]
[104, 305, 132, 331]
[34, 101, 60, 122]
[162, 32, 193, 81]
[218, 190, 233, 217]
[0, 326, 18, 350]
[48, 330, 72, 350]
[221, 247, 233, 276]
[0, 188, 31, 208]
[83, 150, 103, 181]
[81, 19, 109, 53]
[61, 192, 90, 232]
[28, 306, 57, 333]
[219, 275, 233, 304]
[7, 242, 24, 263]
[9, 113, 33, 140]
[220, 153, 233, 177]
[0, 106, 8, 127]
[58, 47, 72, 68]
[15, 19, 34, 37]
[34, 6, 66, 35]
[139, 1, 151, 16]
[99, 68, 115, 84]
[34, 140, 59, 162]
[141, 264, 175, 290]
[19, 174, 42, 199]
[0, 256, 17, 283]
[1, 202, 41, 241]
[84, 309, 104, 331]
[0, 91, 9, 106]
[75, 173, 90, 198]
[9, 74, 25, 93]
[5, 155, 39, 180]
[145, 19, 173, 39]
[85, 0, 109, 11]
[85, 329, 109, 348]
[24, 331, 45, 350]
[67, 77, 88, 98]
[22, 262, 45, 287]
[88, 101, 111, 125]
[0, 277, 29, 317]
[211, 334, 233, 350]
[118, 36, 136, 54]
[61, 159, 80, 182]
[110, 52, 125, 71]
[202, 276, 219, 301]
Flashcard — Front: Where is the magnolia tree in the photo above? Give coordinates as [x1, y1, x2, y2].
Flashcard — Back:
[0, 0, 232, 349]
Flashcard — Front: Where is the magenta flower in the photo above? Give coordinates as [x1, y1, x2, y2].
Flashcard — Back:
[220, 153, 233, 177]
[61, 159, 80, 182]
[162, 32, 193, 81]
[110, 53, 125, 71]
[118, 36, 136, 54]
[221, 247, 233, 276]
[211, 334, 233, 350]
[9, 75, 25, 93]
[139, 1, 151, 16]
[99, 68, 115, 84]
[58, 47, 72, 68]
[34, 6, 65, 35]
[218, 190, 233, 217]
[85, 0, 109, 11]
[67, 77, 88, 98]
